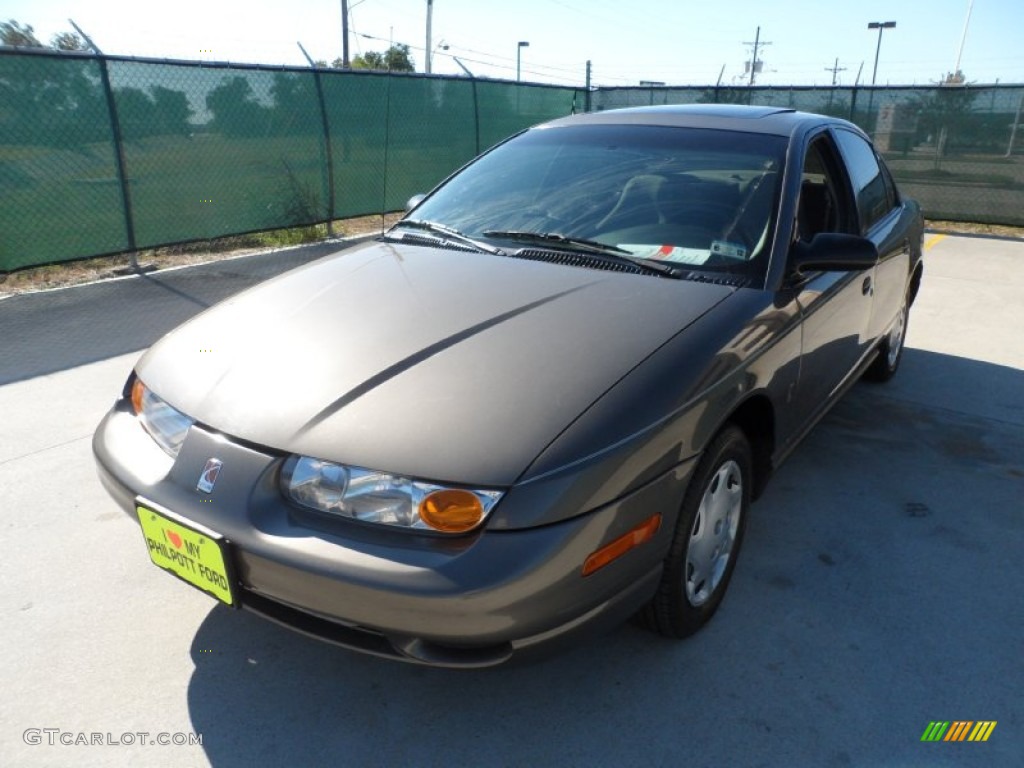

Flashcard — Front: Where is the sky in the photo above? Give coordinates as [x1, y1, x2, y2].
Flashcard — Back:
[4, 0, 1022, 87]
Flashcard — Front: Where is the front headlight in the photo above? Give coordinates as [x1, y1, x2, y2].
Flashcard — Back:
[281, 455, 503, 534]
[130, 377, 194, 457]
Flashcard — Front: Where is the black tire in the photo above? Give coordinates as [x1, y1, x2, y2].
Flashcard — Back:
[640, 425, 752, 638]
[865, 296, 909, 383]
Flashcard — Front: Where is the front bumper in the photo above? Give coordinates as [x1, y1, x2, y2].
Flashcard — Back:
[94, 402, 695, 667]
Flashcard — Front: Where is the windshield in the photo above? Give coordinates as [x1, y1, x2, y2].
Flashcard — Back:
[408, 123, 787, 277]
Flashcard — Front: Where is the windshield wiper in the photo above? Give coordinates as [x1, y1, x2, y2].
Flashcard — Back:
[387, 219, 504, 255]
[483, 230, 678, 277]
[484, 230, 631, 255]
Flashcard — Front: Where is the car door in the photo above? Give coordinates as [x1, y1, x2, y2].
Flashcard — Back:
[831, 128, 912, 343]
[784, 131, 876, 434]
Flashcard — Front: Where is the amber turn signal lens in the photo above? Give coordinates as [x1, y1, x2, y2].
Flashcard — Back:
[130, 378, 146, 415]
[582, 514, 662, 576]
[419, 489, 485, 533]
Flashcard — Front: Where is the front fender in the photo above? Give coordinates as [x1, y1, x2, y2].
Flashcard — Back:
[489, 288, 799, 530]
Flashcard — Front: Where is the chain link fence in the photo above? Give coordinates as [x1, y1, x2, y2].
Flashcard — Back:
[3, 47, 1023, 273]
[593, 84, 1024, 227]
[0, 49, 577, 273]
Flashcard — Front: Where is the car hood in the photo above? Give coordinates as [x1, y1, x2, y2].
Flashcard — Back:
[137, 241, 734, 486]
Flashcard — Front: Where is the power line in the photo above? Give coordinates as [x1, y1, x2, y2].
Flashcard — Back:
[436, 41, 585, 77]
[357, 31, 589, 81]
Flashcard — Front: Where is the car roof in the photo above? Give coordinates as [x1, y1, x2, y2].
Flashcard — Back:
[541, 104, 849, 138]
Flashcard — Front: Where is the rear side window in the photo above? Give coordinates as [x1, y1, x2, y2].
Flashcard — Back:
[833, 129, 896, 233]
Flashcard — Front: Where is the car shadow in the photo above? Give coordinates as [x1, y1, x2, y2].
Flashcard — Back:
[182, 347, 1024, 766]
[0, 240, 356, 386]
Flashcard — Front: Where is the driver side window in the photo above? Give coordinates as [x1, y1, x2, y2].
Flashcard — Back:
[797, 137, 854, 243]
[833, 129, 896, 234]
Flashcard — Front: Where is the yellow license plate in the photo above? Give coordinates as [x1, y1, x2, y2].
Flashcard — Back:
[136, 503, 235, 606]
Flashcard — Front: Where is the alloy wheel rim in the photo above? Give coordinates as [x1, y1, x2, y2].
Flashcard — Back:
[685, 459, 742, 607]
[887, 305, 907, 368]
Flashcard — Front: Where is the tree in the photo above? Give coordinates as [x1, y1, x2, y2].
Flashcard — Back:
[269, 72, 318, 135]
[907, 76, 980, 164]
[115, 87, 157, 139]
[0, 24, 107, 147]
[1, 20, 85, 51]
[352, 51, 386, 70]
[1, 19, 43, 47]
[151, 86, 192, 136]
[351, 44, 415, 73]
[50, 32, 86, 51]
[206, 76, 269, 137]
[114, 85, 193, 139]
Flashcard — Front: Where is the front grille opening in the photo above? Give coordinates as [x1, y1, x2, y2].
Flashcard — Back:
[511, 248, 655, 275]
[378, 233, 479, 253]
[683, 271, 751, 288]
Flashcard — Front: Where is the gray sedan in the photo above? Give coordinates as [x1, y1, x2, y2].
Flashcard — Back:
[94, 105, 923, 667]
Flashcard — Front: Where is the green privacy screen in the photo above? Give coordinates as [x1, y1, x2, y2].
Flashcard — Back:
[109, 60, 331, 248]
[2, 46, 1022, 273]
[0, 52, 128, 271]
[0, 49, 576, 272]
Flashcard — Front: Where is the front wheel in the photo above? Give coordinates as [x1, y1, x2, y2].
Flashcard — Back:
[865, 297, 909, 383]
[640, 425, 752, 638]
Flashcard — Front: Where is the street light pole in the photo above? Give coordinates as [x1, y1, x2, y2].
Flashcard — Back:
[517, 41, 529, 81]
[953, 0, 974, 79]
[868, 21, 896, 86]
[425, 0, 433, 74]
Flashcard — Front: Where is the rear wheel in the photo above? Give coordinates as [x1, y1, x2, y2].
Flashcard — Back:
[865, 296, 908, 382]
[641, 425, 752, 638]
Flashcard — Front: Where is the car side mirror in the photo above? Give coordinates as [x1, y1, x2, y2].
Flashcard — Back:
[790, 233, 878, 275]
[405, 194, 426, 213]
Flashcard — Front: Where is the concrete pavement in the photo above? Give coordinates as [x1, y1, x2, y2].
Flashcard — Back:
[1, 234, 1021, 767]
[0, 237, 367, 386]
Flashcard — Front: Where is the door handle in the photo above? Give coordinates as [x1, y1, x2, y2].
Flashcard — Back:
[862, 276, 873, 295]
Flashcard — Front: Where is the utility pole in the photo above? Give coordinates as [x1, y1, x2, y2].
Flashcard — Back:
[585, 60, 592, 112]
[340, 0, 350, 67]
[825, 58, 846, 110]
[425, 0, 434, 73]
[825, 58, 846, 86]
[744, 26, 771, 86]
